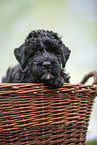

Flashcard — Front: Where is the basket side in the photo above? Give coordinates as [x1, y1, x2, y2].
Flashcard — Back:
[0, 84, 96, 145]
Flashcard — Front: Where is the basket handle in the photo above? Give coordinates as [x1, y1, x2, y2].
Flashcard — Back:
[80, 70, 97, 85]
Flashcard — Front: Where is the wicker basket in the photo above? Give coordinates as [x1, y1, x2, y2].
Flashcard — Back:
[0, 71, 97, 145]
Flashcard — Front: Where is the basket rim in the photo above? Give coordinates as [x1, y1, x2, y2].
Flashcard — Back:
[0, 83, 97, 95]
[0, 71, 97, 95]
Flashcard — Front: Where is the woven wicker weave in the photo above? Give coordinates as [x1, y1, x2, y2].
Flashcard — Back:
[0, 71, 97, 145]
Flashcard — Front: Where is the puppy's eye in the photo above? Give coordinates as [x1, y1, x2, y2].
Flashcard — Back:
[27, 48, 34, 58]
[51, 60, 57, 65]
[37, 62, 42, 66]
[53, 50, 60, 55]
[56, 51, 60, 55]
[51, 45, 61, 55]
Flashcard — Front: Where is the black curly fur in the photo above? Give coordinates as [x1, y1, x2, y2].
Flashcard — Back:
[2, 30, 71, 88]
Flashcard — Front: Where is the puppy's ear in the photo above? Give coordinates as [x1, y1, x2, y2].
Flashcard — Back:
[61, 44, 71, 68]
[14, 44, 27, 69]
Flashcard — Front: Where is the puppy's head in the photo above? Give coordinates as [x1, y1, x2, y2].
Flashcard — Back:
[14, 30, 71, 82]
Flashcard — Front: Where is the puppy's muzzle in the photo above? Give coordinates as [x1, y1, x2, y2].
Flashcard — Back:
[41, 61, 53, 81]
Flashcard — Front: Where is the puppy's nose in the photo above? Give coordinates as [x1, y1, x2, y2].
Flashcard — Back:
[43, 61, 51, 69]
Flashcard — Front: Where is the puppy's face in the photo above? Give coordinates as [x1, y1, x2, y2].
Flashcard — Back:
[28, 47, 61, 82]
[14, 30, 71, 83]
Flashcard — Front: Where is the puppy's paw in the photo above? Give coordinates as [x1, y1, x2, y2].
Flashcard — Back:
[53, 76, 64, 88]
[46, 76, 64, 88]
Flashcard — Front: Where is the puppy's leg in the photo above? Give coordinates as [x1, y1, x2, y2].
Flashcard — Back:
[2, 68, 13, 82]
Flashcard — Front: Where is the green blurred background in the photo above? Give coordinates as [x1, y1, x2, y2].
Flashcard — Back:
[0, 0, 97, 144]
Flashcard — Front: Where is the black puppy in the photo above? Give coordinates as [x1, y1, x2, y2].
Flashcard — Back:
[2, 30, 71, 88]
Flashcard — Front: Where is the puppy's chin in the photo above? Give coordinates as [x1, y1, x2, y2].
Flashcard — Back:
[41, 72, 54, 81]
